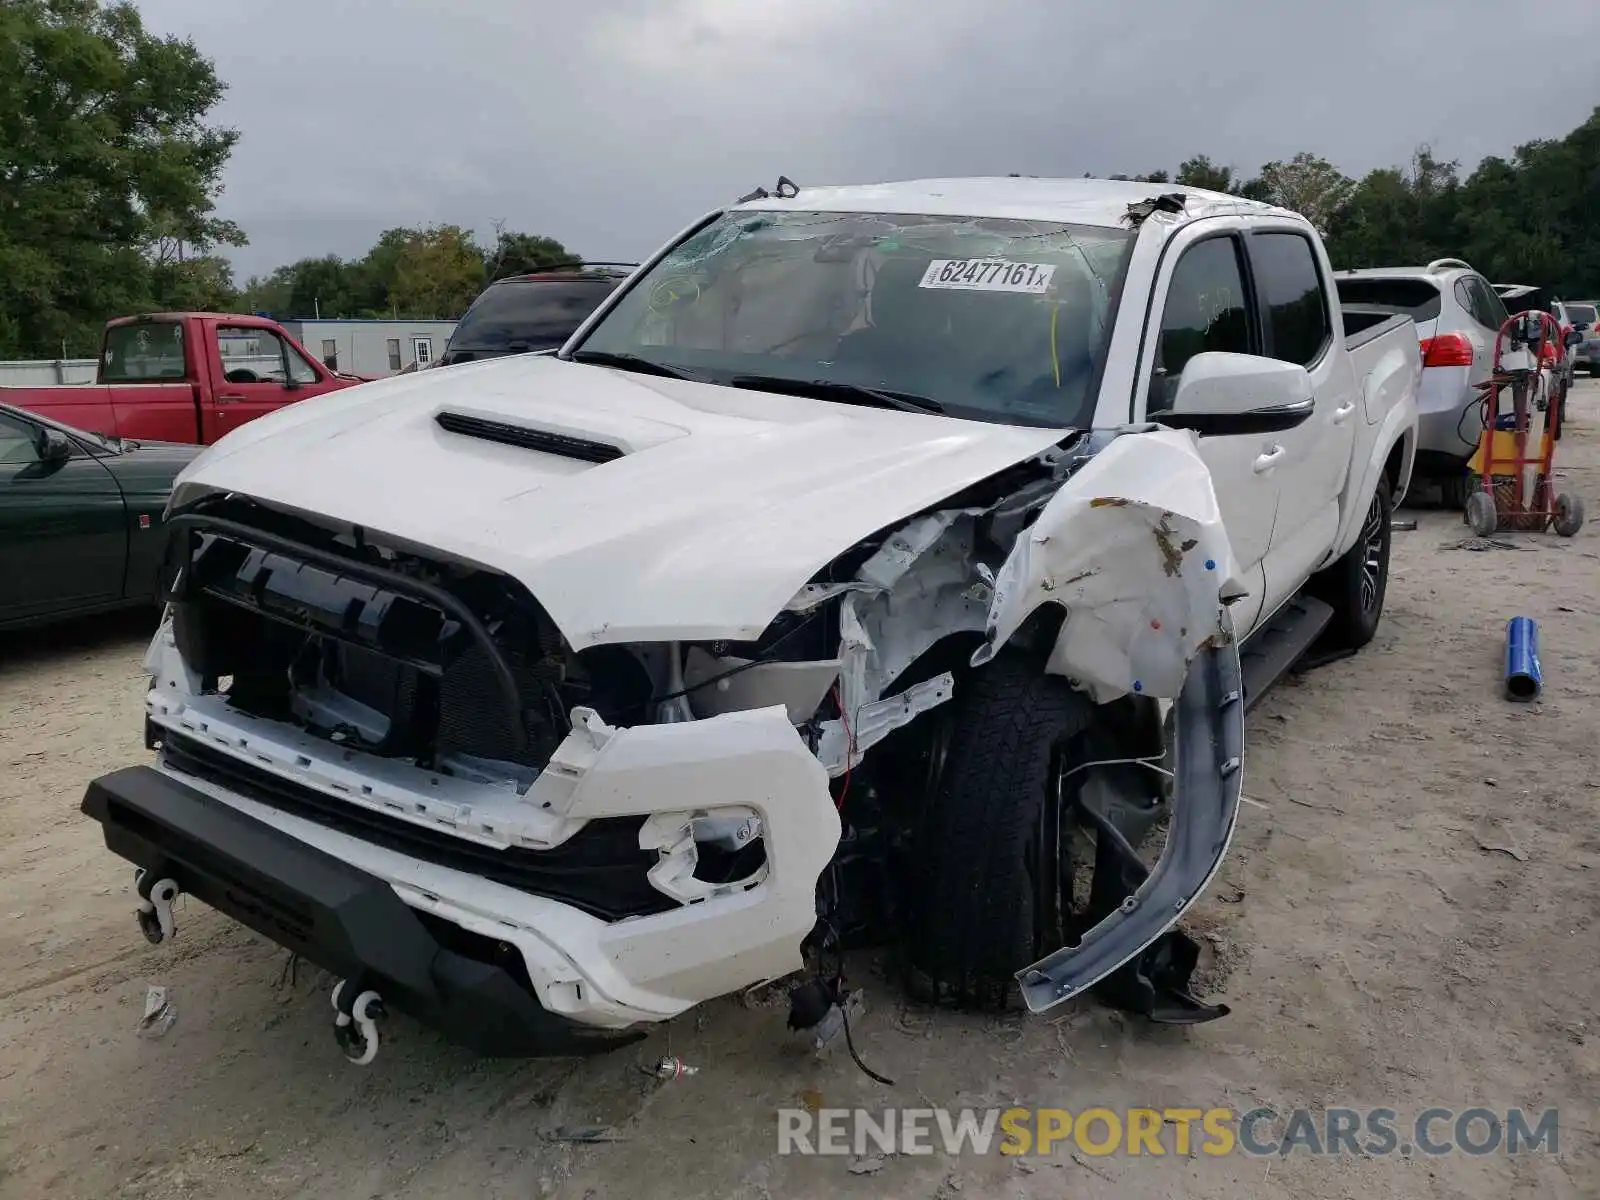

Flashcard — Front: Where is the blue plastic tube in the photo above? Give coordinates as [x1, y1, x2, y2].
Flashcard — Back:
[1504, 616, 1542, 701]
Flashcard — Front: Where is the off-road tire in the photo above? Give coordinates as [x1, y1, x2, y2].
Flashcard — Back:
[1310, 483, 1392, 650]
[901, 652, 1098, 1011]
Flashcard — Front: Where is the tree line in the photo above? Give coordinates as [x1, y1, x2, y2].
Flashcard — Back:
[3, 1, 1597, 360]
[1105, 122, 1600, 296]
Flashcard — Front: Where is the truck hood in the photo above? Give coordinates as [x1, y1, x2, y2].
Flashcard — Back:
[173, 355, 1070, 646]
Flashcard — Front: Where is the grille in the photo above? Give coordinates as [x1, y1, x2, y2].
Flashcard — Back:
[160, 732, 676, 921]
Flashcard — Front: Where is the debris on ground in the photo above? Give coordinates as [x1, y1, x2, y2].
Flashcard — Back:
[801, 988, 865, 1059]
[651, 1056, 699, 1080]
[136, 986, 176, 1039]
[1446, 537, 1532, 552]
[545, 1127, 626, 1144]
[1477, 840, 1530, 862]
[846, 1155, 887, 1175]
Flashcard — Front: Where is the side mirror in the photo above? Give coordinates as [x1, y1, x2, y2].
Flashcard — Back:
[283, 378, 304, 391]
[1566, 329, 1583, 348]
[37, 427, 73, 463]
[1159, 352, 1317, 436]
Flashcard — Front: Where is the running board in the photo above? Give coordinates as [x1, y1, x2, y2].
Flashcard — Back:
[1238, 594, 1334, 712]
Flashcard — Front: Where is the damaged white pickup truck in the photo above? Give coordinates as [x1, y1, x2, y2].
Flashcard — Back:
[82, 177, 1419, 1064]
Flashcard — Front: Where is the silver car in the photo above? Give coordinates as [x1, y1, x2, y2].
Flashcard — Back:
[1334, 259, 1506, 506]
[1567, 300, 1598, 375]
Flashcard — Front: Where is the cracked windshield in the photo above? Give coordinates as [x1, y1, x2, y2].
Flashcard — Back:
[573, 210, 1134, 428]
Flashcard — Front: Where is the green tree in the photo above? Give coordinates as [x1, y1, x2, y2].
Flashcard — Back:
[487, 227, 574, 280]
[1255, 153, 1354, 231]
[1174, 155, 1237, 193]
[0, 0, 242, 356]
[1324, 146, 1462, 269]
[389, 225, 486, 319]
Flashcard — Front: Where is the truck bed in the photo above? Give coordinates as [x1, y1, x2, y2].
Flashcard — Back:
[1343, 308, 1420, 414]
[1342, 306, 1413, 349]
[2, 382, 201, 443]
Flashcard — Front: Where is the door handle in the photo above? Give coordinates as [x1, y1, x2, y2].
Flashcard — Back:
[218, 393, 245, 404]
[1253, 445, 1286, 473]
[1332, 401, 1356, 425]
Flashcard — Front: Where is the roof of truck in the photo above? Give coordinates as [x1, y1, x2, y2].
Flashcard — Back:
[732, 176, 1282, 228]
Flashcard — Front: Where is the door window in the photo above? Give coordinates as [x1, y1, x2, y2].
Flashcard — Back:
[1150, 236, 1254, 412]
[413, 338, 433, 367]
[1250, 232, 1331, 366]
[217, 326, 321, 385]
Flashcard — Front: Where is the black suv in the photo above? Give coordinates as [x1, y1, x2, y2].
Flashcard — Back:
[437, 262, 636, 367]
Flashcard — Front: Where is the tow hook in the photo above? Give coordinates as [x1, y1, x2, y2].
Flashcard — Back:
[331, 979, 385, 1065]
[134, 869, 180, 944]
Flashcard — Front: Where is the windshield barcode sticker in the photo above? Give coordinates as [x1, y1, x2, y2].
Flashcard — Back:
[918, 259, 1057, 293]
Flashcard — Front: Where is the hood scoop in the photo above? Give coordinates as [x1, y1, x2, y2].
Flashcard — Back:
[434, 410, 624, 464]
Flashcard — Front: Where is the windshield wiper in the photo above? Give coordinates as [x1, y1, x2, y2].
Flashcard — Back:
[728, 375, 945, 416]
[568, 350, 703, 381]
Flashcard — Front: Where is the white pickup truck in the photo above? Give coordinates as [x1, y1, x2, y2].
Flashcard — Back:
[82, 178, 1419, 1064]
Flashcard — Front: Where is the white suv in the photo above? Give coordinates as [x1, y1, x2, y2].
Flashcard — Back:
[1336, 259, 1507, 507]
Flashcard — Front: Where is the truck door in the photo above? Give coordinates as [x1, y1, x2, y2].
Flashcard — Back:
[1242, 225, 1355, 615]
[1142, 229, 1276, 636]
[0, 411, 126, 623]
[201, 322, 328, 443]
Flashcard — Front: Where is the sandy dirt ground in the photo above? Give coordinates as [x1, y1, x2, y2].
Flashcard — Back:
[2, 382, 1598, 1200]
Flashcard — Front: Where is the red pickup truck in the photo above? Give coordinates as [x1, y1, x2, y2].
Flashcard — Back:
[2, 313, 367, 445]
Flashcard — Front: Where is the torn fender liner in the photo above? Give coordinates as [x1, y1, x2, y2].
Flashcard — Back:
[974, 428, 1243, 702]
[1014, 632, 1245, 1014]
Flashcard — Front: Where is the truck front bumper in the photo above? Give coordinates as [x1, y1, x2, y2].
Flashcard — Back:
[82, 765, 640, 1057]
[90, 625, 843, 1047]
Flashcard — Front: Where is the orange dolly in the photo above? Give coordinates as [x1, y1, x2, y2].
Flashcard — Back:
[1464, 310, 1585, 538]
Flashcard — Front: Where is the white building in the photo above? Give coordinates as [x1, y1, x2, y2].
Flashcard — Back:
[279, 320, 458, 378]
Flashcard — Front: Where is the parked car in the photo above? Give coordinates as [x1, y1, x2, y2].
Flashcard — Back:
[1335, 259, 1507, 506]
[2, 313, 368, 446]
[83, 178, 1418, 1063]
[1561, 299, 1597, 376]
[436, 263, 638, 367]
[0, 403, 198, 632]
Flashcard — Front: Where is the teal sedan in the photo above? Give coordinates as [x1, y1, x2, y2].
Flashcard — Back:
[1, 402, 200, 631]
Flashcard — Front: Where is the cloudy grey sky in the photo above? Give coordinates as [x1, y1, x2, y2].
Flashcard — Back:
[135, 0, 1600, 281]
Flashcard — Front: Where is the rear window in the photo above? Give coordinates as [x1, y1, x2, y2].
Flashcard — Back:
[447, 277, 621, 355]
[101, 321, 187, 382]
[1334, 278, 1442, 322]
[1567, 304, 1597, 325]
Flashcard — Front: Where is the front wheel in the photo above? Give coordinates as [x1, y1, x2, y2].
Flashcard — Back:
[901, 653, 1099, 1011]
[1311, 483, 1392, 650]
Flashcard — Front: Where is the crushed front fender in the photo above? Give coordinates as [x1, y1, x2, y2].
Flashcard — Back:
[1014, 629, 1245, 1015]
